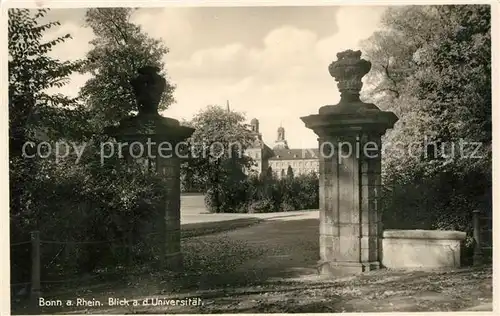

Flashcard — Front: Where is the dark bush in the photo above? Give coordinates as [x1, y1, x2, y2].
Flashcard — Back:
[381, 170, 491, 235]
[10, 143, 170, 284]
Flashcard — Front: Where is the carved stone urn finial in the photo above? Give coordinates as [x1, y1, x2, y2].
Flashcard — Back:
[328, 49, 371, 103]
[130, 65, 166, 115]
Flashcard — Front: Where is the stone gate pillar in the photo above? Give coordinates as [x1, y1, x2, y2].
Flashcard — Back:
[106, 66, 194, 271]
[301, 50, 398, 275]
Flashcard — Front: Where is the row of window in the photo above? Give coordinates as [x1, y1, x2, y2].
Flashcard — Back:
[245, 151, 260, 159]
[245, 151, 319, 169]
[270, 161, 319, 168]
[276, 168, 315, 176]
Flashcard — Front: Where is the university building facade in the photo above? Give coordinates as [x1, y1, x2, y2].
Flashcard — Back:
[245, 118, 319, 177]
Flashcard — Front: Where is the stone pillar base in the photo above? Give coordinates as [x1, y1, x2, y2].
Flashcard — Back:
[318, 260, 380, 276]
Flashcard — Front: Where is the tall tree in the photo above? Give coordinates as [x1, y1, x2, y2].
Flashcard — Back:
[363, 5, 490, 179]
[362, 5, 491, 231]
[79, 8, 175, 130]
[286, 165, 294, 179]
[9, 9, 86, 153]
[183, 105, 255, 212]
[8, 8, 87, 232]
[9, 9, 90, 282]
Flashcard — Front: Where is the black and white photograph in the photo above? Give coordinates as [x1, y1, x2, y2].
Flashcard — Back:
[6, 1, 494, 314]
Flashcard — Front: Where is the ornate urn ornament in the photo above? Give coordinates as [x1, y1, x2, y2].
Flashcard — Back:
[130, 66, 166, 115]
[328, 49, 371, 103]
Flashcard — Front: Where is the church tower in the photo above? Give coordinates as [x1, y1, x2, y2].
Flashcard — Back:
[250, 118, 259, 133]
[273, 125, 289, 149]
[245, 117, 271, 176]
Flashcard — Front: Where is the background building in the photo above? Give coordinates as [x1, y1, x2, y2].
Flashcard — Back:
[246, 118, 274, 175]
[245, 118, 319, 177]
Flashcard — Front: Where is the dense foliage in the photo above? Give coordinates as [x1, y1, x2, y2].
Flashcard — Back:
[180, 105, 255, 212]
[9, 8, 87, 246]
[247, 171, 319, 213]
[362, 5, 491, 238]
[205, 171, 319, 214]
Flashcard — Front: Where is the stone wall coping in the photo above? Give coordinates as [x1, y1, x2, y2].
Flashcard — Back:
[383, 229, 466, 240]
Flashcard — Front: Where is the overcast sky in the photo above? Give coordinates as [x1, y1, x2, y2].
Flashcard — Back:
[39, 6, 387, 148]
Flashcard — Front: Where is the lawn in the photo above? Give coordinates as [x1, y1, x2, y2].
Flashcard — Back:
[14, 218, 493, 314]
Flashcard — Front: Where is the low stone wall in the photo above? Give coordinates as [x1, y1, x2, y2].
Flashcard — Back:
[381, 230, 467, 269]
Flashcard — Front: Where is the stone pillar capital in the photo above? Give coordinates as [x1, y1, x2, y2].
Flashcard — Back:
[301, 111, 398, 139]
[106, 114, 194, 145]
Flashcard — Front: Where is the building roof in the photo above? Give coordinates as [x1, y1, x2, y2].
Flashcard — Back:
[270, 148, 319, 160]
[272, 140, 289, 150]
[250, 118, 259, 124]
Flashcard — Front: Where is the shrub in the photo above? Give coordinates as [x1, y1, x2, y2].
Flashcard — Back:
[280, 201, 296, 212]
[248, 199, 275, 213]
[10, 141, 170, 283]
[204, 171, 319, 213]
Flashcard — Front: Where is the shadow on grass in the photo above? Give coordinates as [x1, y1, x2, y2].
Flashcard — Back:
[11, 218, 319, 314]
[175, 218, 320, 290]
[181, 218, 262, 238]
[12, 218, 492, 314]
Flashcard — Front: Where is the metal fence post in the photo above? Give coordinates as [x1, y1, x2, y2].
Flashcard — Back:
[472, 210, 483, 266]
[30, 231, 41, 309]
